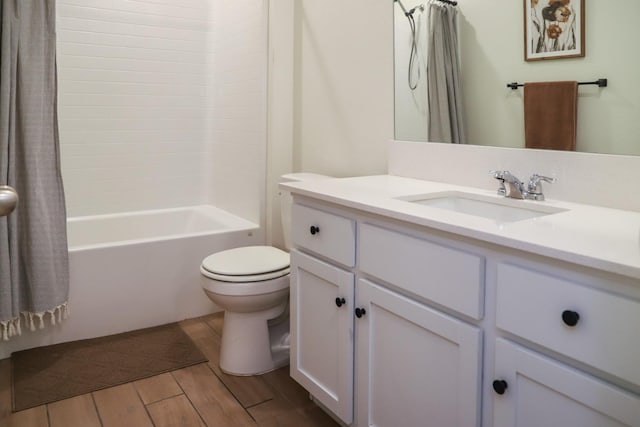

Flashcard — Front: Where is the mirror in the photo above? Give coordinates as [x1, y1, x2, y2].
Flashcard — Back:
[394, 1, 640, 155]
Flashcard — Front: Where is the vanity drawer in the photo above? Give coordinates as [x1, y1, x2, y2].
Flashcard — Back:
[359, 223, 485, 319]
[292, 204, 356, 267]
[496, 263, 640, 387]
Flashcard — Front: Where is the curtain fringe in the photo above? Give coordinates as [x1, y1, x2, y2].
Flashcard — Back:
[0, 302, 69, 341]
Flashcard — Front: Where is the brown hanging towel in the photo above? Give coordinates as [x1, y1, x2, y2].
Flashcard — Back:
[524, 81, 578, 151]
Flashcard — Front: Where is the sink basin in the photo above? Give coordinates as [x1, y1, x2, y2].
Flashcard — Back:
[397, 191, 567, 223]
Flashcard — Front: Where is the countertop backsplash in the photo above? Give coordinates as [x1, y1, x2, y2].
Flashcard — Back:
[389, 140, 640, 213]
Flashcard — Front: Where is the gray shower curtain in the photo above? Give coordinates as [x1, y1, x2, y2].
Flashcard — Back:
[0, 0, 69, 340]
[427, 1, 466, 144]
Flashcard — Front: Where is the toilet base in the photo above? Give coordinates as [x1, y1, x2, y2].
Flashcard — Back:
[219, 301, 290, 376]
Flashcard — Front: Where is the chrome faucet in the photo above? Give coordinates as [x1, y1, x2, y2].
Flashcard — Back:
[526, 174, 556, 201]
[490, 170, 555, 201]
[491, 170, 526, 199]
[489, 170, 507, 196]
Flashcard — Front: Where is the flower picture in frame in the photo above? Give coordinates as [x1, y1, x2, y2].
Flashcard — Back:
[525, 0, 584, 61]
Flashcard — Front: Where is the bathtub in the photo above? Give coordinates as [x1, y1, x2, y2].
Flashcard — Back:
[0, 205, 261, 359]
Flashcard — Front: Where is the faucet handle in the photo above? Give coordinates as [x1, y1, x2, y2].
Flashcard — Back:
[529, 173, 556, 186]
[489, 170, 507, 196]
[489, 170, 504, 179]
[527, 174, 556, 200]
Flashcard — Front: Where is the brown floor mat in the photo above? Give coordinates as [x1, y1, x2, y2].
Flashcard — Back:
[11, 323, 207, 412]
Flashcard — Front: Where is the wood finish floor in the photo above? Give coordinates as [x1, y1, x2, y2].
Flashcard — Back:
[0, 313, 339, 427]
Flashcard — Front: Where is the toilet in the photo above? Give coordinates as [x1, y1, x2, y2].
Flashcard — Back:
[200, 173, 329, 376]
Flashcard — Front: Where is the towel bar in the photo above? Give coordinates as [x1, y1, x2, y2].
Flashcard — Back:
[507, 79, 607, 90]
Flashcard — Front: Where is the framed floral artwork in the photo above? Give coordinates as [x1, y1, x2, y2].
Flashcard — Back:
[524, 0, 585, 61]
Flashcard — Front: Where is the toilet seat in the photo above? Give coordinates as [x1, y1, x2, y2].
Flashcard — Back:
[200, 266, 290, 283]
[201, 246, 290, 283]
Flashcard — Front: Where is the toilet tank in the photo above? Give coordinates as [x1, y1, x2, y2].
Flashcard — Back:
[278, 173, 331, 250]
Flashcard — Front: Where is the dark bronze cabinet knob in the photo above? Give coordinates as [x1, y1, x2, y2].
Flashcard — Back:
[492, 379, 508, 395]
[562, 310, 580, 327]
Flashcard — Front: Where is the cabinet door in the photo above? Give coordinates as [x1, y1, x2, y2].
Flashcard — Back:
[493, 339, 640, 427]
[356, 279, 482, 427]
[290, 250, 355, 424]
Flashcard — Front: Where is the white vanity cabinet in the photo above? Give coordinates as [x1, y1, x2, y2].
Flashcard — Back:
[356, 222, 484, 426]
[289, 203, 357, 424]
[358, 222, 485, 320]
[495, 263, 640, 388]
[356, 279, 482, 427]
[492, 262, 640, 427]
[290, 200, 484, 426]
[285, 176, 640, 427]
[492, 338, 640, 427]
[290, 250, 355, 424]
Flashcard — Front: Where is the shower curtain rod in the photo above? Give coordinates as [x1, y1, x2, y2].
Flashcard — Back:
[394, 0, 457, 17]
[435, 0, 458, 6]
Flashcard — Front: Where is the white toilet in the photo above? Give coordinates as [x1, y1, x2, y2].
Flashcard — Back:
[200, 173, 329, 376]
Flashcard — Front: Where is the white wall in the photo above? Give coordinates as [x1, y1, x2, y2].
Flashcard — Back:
[58, 0, 267, 224]
[291, 0, 393, 177]
[206, 0, 268, 226]
[266, 0, 295, 248]
[265, 0, 394, 246]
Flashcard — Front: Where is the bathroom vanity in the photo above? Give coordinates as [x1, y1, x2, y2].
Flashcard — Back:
[282, 175, 640, 427]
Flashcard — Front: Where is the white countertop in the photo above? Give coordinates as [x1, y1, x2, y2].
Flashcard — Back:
[281, 175, 640, 280]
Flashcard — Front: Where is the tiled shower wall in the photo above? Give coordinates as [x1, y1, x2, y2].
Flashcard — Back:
[57, 0, 267, 224]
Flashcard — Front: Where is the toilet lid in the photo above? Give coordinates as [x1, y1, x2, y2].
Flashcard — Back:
[201, 246, 290, 276]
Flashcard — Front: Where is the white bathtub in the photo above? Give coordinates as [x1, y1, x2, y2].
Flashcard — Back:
[67, 205, 257, 250]
[0, 205, 261, 358]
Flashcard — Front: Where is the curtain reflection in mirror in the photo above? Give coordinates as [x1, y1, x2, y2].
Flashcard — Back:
[395, 0, 465, 144]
